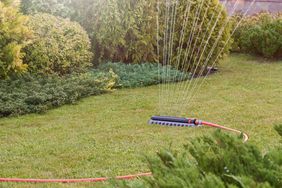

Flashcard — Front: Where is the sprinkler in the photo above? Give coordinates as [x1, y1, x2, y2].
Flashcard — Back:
[149, 116, 202, 127]
[148, 116, 249, 142]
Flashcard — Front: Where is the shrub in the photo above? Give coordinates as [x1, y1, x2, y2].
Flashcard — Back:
[19, 0, 230, 70]
[231, 12, 282, 59]
[0, 70, 117, 117]
[89, 0, 158, 64]
[23, 13, 93, 75]
[98, 62, 190, 88]
[20, 0, 158, 64]
[116, 129, 282, 187]
[85, 0, 230, 70]
[163, 0, 231, 74]
[20, 0, 73, 18]
[0, 1, 31, 79]
[0, 61, 189, 117]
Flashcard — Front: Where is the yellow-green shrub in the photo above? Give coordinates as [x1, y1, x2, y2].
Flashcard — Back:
[0, 1, 31, 79]
[23, 13, 93, 75]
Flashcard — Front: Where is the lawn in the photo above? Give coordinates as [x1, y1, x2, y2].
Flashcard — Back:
[0, 54, 281, 187]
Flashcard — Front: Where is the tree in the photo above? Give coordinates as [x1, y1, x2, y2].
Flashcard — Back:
[0, 1, 31, 79]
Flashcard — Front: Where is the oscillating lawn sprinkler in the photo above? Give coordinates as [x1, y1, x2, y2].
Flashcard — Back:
[148, 116, 249, 142]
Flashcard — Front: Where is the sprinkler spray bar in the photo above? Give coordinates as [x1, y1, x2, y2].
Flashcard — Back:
[148, 116, 249, 142]
[149, 116, 202, 127]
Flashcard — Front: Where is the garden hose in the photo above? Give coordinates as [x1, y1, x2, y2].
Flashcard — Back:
[0, 116, 248, 183]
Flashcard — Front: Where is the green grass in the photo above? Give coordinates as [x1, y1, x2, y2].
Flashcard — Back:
[0, 54, 282, 187]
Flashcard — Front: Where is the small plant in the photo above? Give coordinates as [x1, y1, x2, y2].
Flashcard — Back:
[98, 62, 190, 88]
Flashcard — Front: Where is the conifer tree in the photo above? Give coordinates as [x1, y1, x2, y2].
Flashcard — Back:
[0, 0, 31, 79]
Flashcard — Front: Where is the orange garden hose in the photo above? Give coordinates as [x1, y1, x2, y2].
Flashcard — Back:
[0, 173, 152, 183]
[0, 118, 248, 183]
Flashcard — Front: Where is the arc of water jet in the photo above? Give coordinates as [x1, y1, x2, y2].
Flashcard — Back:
[173, 0, 231, 113]
[164, 0, 179, 114]
[177, 0, 243, 114]
[181, 0, 257, 114]
[167, 0, 206, 114]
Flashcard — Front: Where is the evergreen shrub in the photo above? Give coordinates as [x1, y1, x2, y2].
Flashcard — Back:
[231, 12, 282, 59]
[23, 13, 93, 75]
[20, 0, 73, 18]
[20, 0, 231, 71]
[98, 62, 190, 88]
[116, 128, 282, 187]
[0, 70, 117, 117]
[0, 1, 31, 79]
[165, 0, 231, 73]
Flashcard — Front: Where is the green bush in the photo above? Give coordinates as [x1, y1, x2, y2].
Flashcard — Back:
[98, 62, 190, 88]
[0, 71, 116, 117]
[0, 1, 31, 79]
[23, 13, 93, 75]
[231, 12, 282, 59]
[20, 0, 93, 31]
[116, 129, 282, 187]
[90, 0, 158, 64]
[88, 0, 230, 70]
[165, 0, 231, 73]
[20, 0, 158, 64]
[19, 0, 230, 69]
[0, 61, 188, 117]
[20, 0, 73, 18]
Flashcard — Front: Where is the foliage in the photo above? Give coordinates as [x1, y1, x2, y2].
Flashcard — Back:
[0, 55, 281, 188]
[116, 129, 282, 188]
[274, 124, 282, 137]
[0, 1, 31, 79]
[19, 0, 158, 64]
[98, 62, 190, 88]
[20, 0, 73, 18]
[0, 71, 117, 117]
[23, 13, 93, 75]
[0, 60, 188, 117]
[162, 0, 231, 74]
[86, 0, 230, 69]
[19, 0, 230, 68]
[231, 12, 282, 59]
[20, 0, 91, 30]
[89, 0, 158, 64]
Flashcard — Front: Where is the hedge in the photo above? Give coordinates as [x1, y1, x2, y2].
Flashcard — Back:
[98, 62, 190, 88]
[0, 62, 189, 117]
[0, 71, 116, 117]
